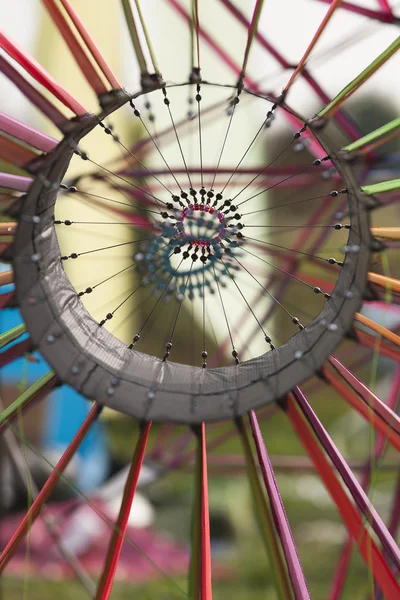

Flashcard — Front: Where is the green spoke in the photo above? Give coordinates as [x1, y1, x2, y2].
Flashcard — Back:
[344, 117, 400, 152]
[0, 323, 27, 349]
[237, 416, 293, 600]
[319, 36, 400, 117]
[0, 370, 57, 428]
[362, 179, 400, 195]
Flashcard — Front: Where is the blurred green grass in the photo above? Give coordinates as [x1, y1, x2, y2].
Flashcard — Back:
[2, 366, 397, 599]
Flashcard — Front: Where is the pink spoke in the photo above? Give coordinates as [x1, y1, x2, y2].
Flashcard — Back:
[316, 0, 396, 23]
[323, 367, 400, 452]
[329, 355, 400, 437]
[0, 31, 87, 115]
[0, 111, 58, 153]
[0, 173, 33, 192]
[377, 0, 392, 13]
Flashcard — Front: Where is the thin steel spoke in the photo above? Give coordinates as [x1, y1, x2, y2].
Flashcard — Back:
[242, 246, 332, 296]
[212, 264, 238, 363]
[163, 262, 194, 360]
[237, 157, 329, 208]
[231, 133, 302, 202]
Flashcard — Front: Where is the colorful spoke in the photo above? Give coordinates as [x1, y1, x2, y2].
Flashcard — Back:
[95, 421, 152, 600]
[1, 1, 400, 598]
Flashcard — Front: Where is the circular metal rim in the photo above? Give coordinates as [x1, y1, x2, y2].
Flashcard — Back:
[13, 87, 371, 424]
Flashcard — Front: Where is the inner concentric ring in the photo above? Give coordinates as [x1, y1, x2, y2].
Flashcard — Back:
[13, 83, 371, 424]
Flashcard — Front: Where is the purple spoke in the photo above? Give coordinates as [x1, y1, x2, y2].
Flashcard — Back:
[292, 386, 400, 570]
[249, 410, 311, 599]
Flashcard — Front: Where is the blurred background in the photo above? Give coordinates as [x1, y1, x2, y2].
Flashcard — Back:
[1, 1, 399, 598]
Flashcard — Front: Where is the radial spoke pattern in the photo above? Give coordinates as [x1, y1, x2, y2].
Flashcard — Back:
[1, 0, 400, 598]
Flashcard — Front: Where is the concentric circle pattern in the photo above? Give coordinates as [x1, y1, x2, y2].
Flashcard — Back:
[1, 1, 400, 599]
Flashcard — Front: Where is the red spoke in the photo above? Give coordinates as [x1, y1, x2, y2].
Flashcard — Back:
[95, 421, 152, 600]
[43, 0, 108, 95]
[189, 423, 212, 599]
[283, 0, 344, 93]
[0, 31, 87, 114]
[0, 403, 101, 574]
[292, 386, 400, 569]
[286, 395, 400, 600]
[0, 338, 33, 368]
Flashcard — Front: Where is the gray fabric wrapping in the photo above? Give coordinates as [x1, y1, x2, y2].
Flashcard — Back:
[13, 92, 371, 424]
